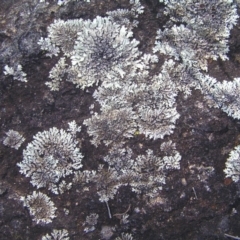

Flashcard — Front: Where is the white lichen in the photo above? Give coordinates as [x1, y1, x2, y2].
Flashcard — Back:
[83, 107, 137, 147]
[207, 78, 240, 120]
[57, 0, 90, 5]
[17, 125, 83, 194]
[4, 64, 27, 82]
[46, 57, 67, 91]
[106, 0, 144, 30]
[94, 165, 121, 202]
[83, 213, 99, 233]
[71, 16, 141, 89]
[47, 19, 84, 56]
[21, 191, 56, 224]
[224, 145, 240, 182]
[42, 229, 69, 240]
[115, 233, 134, 240]
[38, 37, 60, 58]
[155, 0, 238, 71]
[3, 130, 25, 150]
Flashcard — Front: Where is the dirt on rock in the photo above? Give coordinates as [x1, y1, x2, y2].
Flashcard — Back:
[1, 0, 240, 240]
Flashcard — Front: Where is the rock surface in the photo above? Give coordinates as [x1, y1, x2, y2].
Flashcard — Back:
[1, 0, 240, 240]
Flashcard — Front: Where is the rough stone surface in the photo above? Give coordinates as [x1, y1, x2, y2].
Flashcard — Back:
[1, 0, 240, 240]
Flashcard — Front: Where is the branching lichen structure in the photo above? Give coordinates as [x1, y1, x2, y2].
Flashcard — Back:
[17, 123, 83, 194]
[107, 0, 144, 30]
[3, 130, 25, 150]
[83, 107, 137, 146]
[224, 145, 240, 182]
[83, 213, 99, 233]
[80, 141, 181, 202]
[115, 233, 134, 240]
[21, 191, 56, 224]
[47, 19, 84, 56]
[42, 229, 69, 240]
[4, 64, 27, 82]
[156, 0, 238, 71]
[2, 0, 240, 237]
[203, 77, 240, 120]
[71, 16, 141, 89]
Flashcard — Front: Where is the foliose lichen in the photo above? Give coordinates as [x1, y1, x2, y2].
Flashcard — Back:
[17, 122, 83, 194]
[21, 191, 56, 224]
[42, 229, 69, 240]
[3, 130, 25, 150]
[224, 145, 240, 183]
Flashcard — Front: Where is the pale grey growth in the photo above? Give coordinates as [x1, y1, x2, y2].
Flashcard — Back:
[132, 149, 166, 197]
[224, 145, 240, 183]
[162, 151, 181, 170]
[73, 170, 96, 186]
[40, 0, 90, 4]
[237, 0, 240, 7]
[47, 19, 84, 56]
[4, 64, 27, 82]
[189, 163, 215, 187]
[92, 69, 153, 110]
[67, 120, 82, 135]
[71, 16, 141, 89]
[121, 214, 130, 225]
[21, 191, 56, 224]
[92, 68, 179, 141]
[57, 0, 90, 5]
[196, 75, 240, 120]
[130, 0, 144, 15]
[106, 9, 139, 30]
[46, 57, 67, 91]
[160, 140, 176, 155]
[103, 144, 136, 185]
[104, 145, 135, 174]
[83, 213, 99, 233]
[127, 72, 180, 140]
[154, 24, 226, 71]
[137, 104, 179, 140]
[161, 0, 238, 38]
[93, 83, 130, 110]
[106, 0, 144, 30]
[134, 73, 177, 109]
[3, 130, 25, 150]
[81, 144, 136, 203]
[131, 148, 181, 198]
[115, 233, 134, 240]
[83, 107, 137, 147]
[94, 165, 121, 202]
[17, 126, 83, 194]
[42, 229, 69, 240]
[89, 143, 182, 200]
[159, 59, 200, 97]
[39, 11, 150, 91]
[101, 226, 114, 240]
[38, 37, 60, 58]
[58, 181, 72, 194]
[155, 0, 238, 71]
[85, 213, 99, 226]
[209, 78, 240, 119]
[161, 140, 181, 170]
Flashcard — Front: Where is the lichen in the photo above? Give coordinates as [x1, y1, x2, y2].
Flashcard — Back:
[224, 145, 240, 182]
[4, 64, 27, 82]
[3, 130, 25, 150]
[21, 191, 56, 224]
[71, 16, 141, 89]
[17, 123, 83, 194]
[42, 229, 69, 240]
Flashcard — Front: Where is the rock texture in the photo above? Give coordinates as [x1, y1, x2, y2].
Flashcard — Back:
[1, 0, 240, 240]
